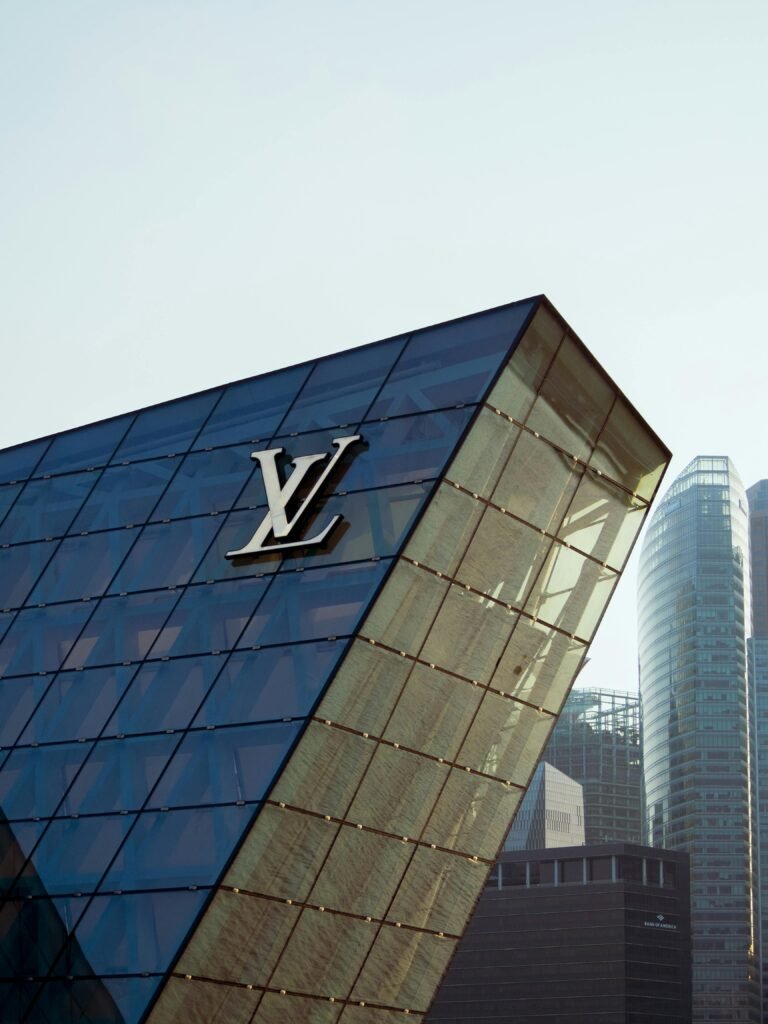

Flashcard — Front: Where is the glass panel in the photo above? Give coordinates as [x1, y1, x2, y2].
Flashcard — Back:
[458, 694, 554, 783]
[0, 743, 92, 820]
[0, 438, 49, 485]
[663, 861, 677, 888]
[238, 561, 388, 648]
[487, 304, 564, 422]
[368, 302, 534, 419]
[103, 804, 253, 890]
[270, 722, 376, 819]
[71, 458, 179, 533]
[178, 890, 300, 984]
[194, 364, 312, 450]
[350, 927, 457, 1011]
[61, 889, 207, 974]
[421, 585, 518, 683]
[283, 484, 430, 571]
[447, 407, 521, 500]
[560, 857, 584, 883]
[347, 745, 448, 838]
[455, 507, 552, 609]
[256, 993, 341, 1024]
[103, 655, 224, 736]
[525, 336, 614, 460]
[404, 483, 484, 578]
[225, 803, 339, 901]
[191, 506, 276, 583]
[0, 482, 22, 525]
[388, 845, 483, 934]
[524, 542, 619, 641]
[315, 640, 412, 737]
[589, 395, 668, 500]
[361, 560, 448, 654]
[148, 722, 300, 808]
[281, 336, 405, 434]
[309, 826, 412, 918]
[19, 665, 135, 745]
[492, 430, 583, 535]
[384, 661, 483, 760]
[340, 407, 474, 492]
[422, 769, 523, 858]
[108, 516, 221, 593]
[112, 390, 221, 462]
[490, 617, 587, 712]
[62, 734, 177, 815]
[29, 975, 144, 1024]
[559, 468, 648, 569]
[63, 591, 179, 669]
[150, 578, 267, 659]
[0, 676, 48, 746]
[25, 815, 134, 895]
[0, 602, 93, 677]
[194, 641, 344, 727]
[501, 861, 527, 887]
[152, 444, 256, 520]
[28, 531, 136, 604]
[0, 541, 57, 610]
[36, 416, 134, 477]
[0, 472, 97, 544]
[271, 907, 376, 994]
[148, 977, 260, 1024]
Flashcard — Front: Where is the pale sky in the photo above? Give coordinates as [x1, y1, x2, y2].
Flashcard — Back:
[1, 1, 766, 693]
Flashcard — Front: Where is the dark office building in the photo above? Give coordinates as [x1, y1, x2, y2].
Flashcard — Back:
[428, 843, 692, 1024]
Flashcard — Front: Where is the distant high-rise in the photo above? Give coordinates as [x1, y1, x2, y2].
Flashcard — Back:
[543, 687, 642, 843]
[638, 456, 760, 1022]
[747, 479, 768, 1017]
[503, 761, 584, 850]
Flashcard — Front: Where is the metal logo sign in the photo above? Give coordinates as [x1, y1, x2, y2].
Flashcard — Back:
[226, 435, 362, 559]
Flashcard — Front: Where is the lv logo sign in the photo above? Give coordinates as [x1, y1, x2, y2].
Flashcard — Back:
[226, 435, 362, 559]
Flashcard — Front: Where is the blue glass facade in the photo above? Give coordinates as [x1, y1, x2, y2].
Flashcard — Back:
[639, 456, 760, 1022]
[0, 301, 536, 1022]
[0, 297, 670, 1024]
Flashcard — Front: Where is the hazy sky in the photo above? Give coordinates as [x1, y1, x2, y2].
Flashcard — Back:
[1, 1, 766, 692]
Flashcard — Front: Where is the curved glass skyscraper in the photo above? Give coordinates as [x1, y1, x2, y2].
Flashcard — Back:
[638, 456, 760, 1022]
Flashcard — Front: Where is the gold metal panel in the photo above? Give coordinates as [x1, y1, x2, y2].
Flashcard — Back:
[178, 891, 299, 985]
[308, 826, 412, 919]
[148, 978, 260, 1024]
[491, 617, 587, 712]
[421, 768, 523, 859]
[387, 844, 483, 935]
[256, 993, 341, 1023]
[347, 744, 449, 839]
[315, 640, 412, 737]
[383, 660, 484, 761]
[361, 560, 448, 653]
[225, 804, 339, 902]
[404, 483, 484, 578]
[270, 909, 377, 996]
[350, 927, 457, 1012]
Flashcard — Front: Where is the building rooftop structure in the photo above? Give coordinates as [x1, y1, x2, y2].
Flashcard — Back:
[503, 760, 584, 850]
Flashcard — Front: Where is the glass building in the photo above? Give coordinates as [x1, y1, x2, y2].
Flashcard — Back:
[638, 456, 760, 1022]
[747, 479, 768, 1016]
[0, 297, 669, 1023]
[543, 687, 643, 843]
[503, 761, 585, 850]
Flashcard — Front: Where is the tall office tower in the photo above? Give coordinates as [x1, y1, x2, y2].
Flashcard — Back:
[638, 456, 760, 1023]
[503, 761, 585, 850]
[543, 687, 643, 843]
[747, 479, 768, 1016]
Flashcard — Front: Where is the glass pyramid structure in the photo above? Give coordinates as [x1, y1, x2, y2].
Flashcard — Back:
[0, 297, 670, 1023]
